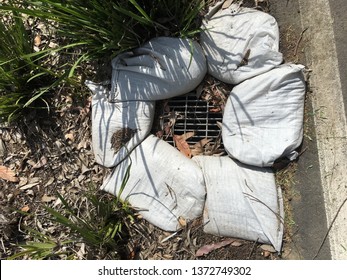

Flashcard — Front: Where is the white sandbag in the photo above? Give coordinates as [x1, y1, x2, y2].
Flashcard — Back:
[200, 3, 283, 84]
[192, 156, 284, 252]
[86, 81, 155, 168]
[222, 64, 306, 167]
[110, 37, 207, 101]
[101, 134, 206, 232]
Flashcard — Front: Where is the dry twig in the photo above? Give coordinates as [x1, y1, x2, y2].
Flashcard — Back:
[313, 197, 347, 259]
[294, 27, 309, 56]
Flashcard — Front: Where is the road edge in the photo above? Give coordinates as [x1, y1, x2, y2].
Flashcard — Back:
[298, 0, 347, 260]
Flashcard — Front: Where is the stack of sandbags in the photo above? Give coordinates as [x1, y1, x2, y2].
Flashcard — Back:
[85, 3, 307, 254]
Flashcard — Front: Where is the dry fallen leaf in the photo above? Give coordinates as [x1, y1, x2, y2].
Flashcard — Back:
[34, 35, 41, 46]
[32, 156, 47, 169]
[181, 131, 195, 140]
[41, 194, 56, 203]
[222, 0, 235, 9]
[262, 250, 271, 258]
[65, 132, 75, 141]
[230, 240, 243, 247]
[191, 138, 212, 156]
[178, 216, 187, 227]
[44, 177, 55, 187]
[20, 182, 40, 190]
[18, 177, 28, 187]
[77, 138, 88, 150]
[195, 138, 212, 148]
[28, 177, 40, 184]
[21, 205, 30, 212]
[173, 134, 193, 158]
[238, 49, 251, 68]
[209, 107, 221, 112]
[260, 244, 277, 253]
[76, 243, 86, 260]
[0, 165, 19, 182]
[196, 238, 239, 257]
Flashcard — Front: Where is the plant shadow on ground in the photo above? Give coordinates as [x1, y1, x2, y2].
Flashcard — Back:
[0, 0, 307, 260]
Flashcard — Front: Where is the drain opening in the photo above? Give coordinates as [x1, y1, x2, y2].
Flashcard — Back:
[153, 92, 226, 156]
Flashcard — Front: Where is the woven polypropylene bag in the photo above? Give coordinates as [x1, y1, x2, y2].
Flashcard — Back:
[222, 64, 306, 167]
[193, 156, 284, 252]
[109, 37, 207, 101]
[101, 135, 206, 232]
[86, 81, 155, 168]
[200, 3, 283, 85]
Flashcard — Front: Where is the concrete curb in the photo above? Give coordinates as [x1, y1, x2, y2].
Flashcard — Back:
[297, 0, 347, 260]
[271, 0, 347, 260]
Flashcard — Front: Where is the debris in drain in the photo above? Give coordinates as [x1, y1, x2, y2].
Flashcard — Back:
[153, 92, 226, 157]
[173, 132, 194, 158]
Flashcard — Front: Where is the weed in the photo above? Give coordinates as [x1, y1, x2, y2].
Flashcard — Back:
[275, 162, 298, 237]
[8, 228, 75, 260]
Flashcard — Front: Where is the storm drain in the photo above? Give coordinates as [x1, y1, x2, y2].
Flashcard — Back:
[159, 92, 225, 156]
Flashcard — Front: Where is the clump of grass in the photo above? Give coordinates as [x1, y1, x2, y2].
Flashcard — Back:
[0, 12, 60, 122]
[2, 0, 206, 58]
[275, 162, 298, 237]
[0, 0, 206, 121]
[7, 227, 75, 260]
[10, 191, 135, 260]
[10, 163, 133, 260]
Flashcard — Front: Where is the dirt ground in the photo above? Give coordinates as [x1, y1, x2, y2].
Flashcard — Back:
[0, 0, 306, 260]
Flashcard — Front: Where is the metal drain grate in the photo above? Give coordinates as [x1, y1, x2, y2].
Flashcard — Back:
[161, 92, 225, 155]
